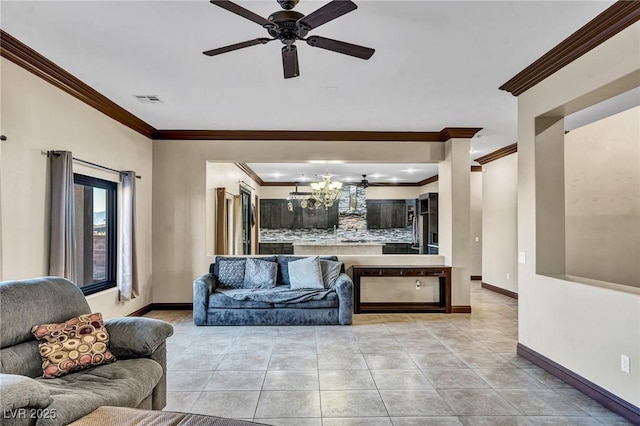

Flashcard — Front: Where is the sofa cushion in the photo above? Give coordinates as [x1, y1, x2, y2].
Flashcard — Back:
[209, 292, 274, 309]
[289, 256, 325, 289]
[276, 255, 339, 286]
[0, 340, 45, 377]
[0, 374, 52, 411]
[211, 256, 277, 276]
[217, 259, 247, 289]
[35, 358, 162, 426]
[320, 260, 343, 289]
[31, 313, 116, 379]
[244, 258, 278, 289]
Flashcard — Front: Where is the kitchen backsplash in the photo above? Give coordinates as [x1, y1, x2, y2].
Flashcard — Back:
[260, 227, 414, 243]
[260, 185, 415, 243]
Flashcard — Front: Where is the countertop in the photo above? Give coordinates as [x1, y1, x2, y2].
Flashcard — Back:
[292, 241, 385, 246]
[260, 240, 412, 245]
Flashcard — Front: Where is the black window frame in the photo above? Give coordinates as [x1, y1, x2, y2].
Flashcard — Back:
[73, 173, 117, 296]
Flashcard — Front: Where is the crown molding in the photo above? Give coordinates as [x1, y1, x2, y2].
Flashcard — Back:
[417, 175, 439, 186]
[500, 1, 640, 96]
[153, 128, 481, 142]
[259, 180, 434, 187]
[471, 165, 483, 172]
[439, 128, 483, 140]
[235, 163, 264, 186]
[475, 143, 517, 165]
[0, 30, 156, 139]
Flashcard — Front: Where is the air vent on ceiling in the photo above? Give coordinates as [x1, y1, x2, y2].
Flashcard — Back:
[133, 95, 163, 104]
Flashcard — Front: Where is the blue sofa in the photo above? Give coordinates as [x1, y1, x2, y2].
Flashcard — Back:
[193, 255, 353, 326]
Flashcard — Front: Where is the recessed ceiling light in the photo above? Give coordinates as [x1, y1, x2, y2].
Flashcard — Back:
[404, 168, 418, 173]
[370, 173, 384, 178]
[271, 172, 284, 178]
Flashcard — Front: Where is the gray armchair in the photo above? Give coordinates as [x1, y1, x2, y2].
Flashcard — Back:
[0, 277, 173, 426]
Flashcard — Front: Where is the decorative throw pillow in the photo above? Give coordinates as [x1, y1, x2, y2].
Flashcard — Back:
[217, 259, 247, 288]
[320, 259, 343, 289]
[244, 258, 278, 289]
[31, 312, 116, 379]
[289, 256, 325, 289]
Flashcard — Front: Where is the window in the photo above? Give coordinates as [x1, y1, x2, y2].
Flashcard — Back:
[73, 174, 117, 295]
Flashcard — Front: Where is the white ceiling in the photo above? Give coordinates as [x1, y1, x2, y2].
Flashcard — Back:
[1, 0, 618, 182]
[248, 162, 439, 184]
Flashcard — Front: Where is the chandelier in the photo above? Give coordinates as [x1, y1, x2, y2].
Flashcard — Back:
[310, 174, 343, 208]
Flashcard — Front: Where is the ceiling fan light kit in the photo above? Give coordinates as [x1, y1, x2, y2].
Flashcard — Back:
[204, 0, 375, 79]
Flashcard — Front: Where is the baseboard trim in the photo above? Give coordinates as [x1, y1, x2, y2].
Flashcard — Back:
[470, 275, 482, 281]
[127, 303, 193, 317]
[517, 343, 640, 424]
[127, 305, 153, 317]
[451, 305, 472, 313]
[481, 282, 518, 299]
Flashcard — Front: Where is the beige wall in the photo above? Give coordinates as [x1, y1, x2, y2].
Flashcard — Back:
[470, 171, 482, 277]
[0, 59, 154, 318]
[482, 154, 518, 293]
[564, 106, 640, 287]
[517, 21, 640, 406]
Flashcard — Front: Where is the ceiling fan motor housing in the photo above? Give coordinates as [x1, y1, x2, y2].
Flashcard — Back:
[277, 0, 299, 10]
[268, 10, 309, 42]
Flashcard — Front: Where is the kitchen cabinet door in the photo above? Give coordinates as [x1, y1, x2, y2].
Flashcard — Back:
[367, 200, 407, 229]
[259, 200, 293, 229]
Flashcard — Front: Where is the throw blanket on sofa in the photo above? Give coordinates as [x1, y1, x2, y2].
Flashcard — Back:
[217, 287, 334, 304]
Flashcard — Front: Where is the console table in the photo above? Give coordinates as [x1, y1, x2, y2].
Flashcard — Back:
[352, 265, 452, 314]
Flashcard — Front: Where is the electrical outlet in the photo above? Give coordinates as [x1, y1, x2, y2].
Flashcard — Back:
[415, 280, 421, 290]
[621, 354, 630, 373]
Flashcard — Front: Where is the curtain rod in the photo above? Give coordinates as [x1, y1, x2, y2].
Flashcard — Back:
[239, 180, 256, 191]
[43, 151, 142, 179]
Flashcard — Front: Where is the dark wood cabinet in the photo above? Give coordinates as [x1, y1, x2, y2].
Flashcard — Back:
[260, 199, 338, 229]
[366, 200, 407, 229]
[382, 243, 420, 254]
[259, 200, 292, 229]
[298, 204, 339, 229]
[259, 242, 294, 255]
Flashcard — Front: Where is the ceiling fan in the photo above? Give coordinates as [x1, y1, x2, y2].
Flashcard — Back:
[203, 0, 375, 79]
[360, 174, 369, 188]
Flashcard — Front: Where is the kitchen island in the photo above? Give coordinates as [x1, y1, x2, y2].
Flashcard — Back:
[293, 241, 384, 255]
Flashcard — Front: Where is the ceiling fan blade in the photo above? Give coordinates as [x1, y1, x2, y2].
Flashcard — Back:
[210, 0, 274, 28]
[203, 38, 272, 56]
[282, 45, 300, 79]
[297, 0, 357, 30]
[306, 35, 374, 59]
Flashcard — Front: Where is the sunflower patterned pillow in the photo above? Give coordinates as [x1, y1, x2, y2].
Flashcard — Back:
[31, 312, 116, 378]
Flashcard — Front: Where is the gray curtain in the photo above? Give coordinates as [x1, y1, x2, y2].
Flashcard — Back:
[49, 151, 78, 282]
[119, 171, 138, 301]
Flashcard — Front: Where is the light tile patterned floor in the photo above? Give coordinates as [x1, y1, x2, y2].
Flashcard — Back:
[145, 281, 632, 425]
